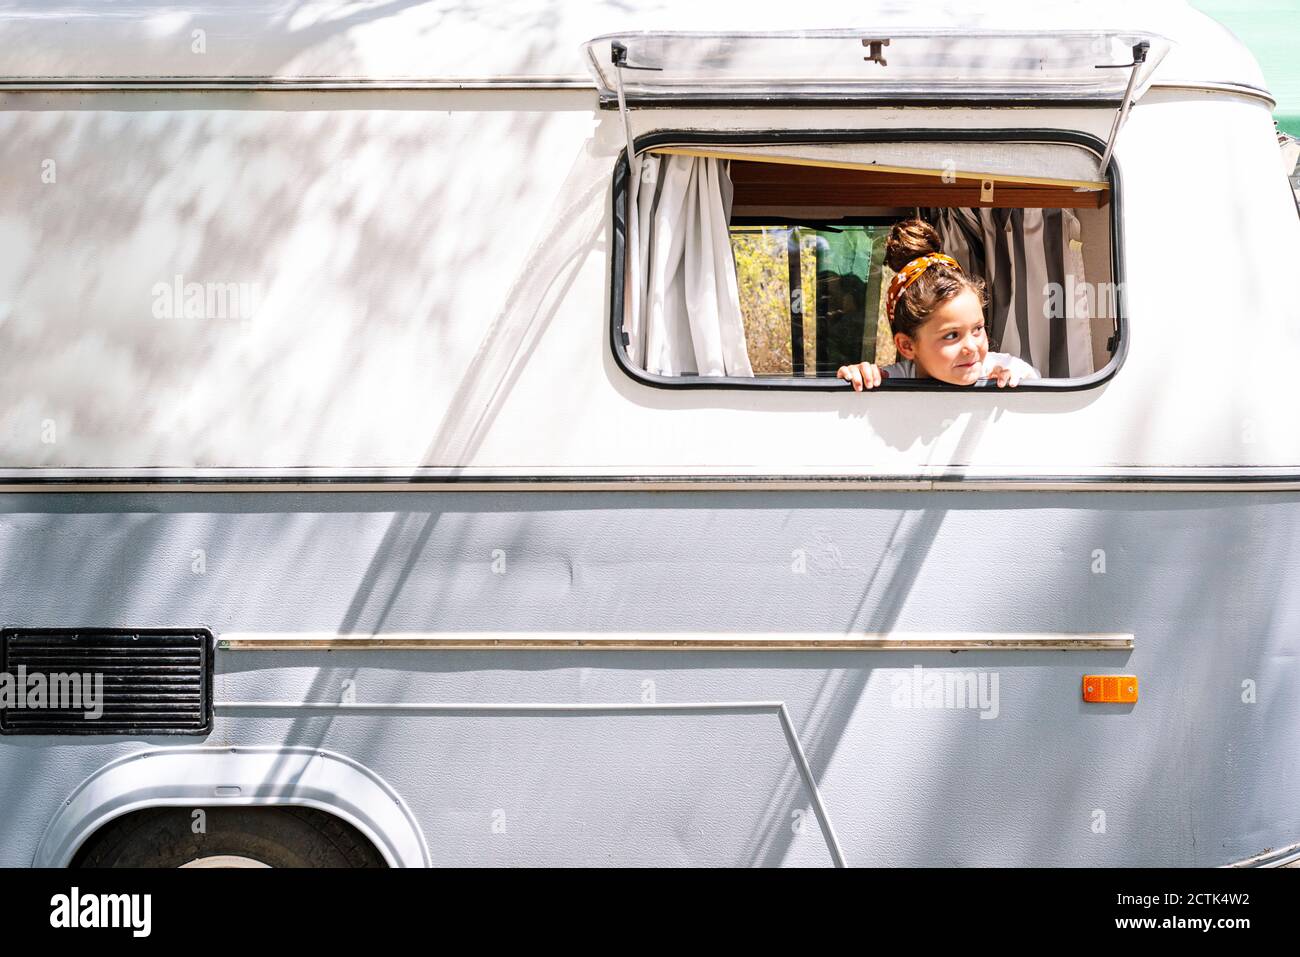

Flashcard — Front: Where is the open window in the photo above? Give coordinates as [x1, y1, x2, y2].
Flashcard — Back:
[613, 134, 1123, 389]
[594, 30, 1156, 390]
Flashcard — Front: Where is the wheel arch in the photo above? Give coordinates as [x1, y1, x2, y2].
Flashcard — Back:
[34, 745, 430, 867]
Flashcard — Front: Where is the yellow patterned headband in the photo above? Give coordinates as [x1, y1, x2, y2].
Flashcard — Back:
[886, 253, 961, 328]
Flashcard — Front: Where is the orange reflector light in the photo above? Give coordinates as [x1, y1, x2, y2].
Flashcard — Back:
[1082, 674, 1138, 703]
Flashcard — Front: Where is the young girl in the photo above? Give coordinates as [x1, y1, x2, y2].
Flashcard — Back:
[837, 218, 1039, 390]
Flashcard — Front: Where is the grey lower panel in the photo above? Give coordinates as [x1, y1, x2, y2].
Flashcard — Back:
[0, 489, 1296, 866]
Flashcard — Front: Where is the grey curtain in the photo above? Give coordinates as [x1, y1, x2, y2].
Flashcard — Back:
[926, 208, 1093, 378]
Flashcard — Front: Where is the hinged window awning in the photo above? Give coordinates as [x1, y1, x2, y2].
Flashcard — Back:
[582, 29, 1171, 105]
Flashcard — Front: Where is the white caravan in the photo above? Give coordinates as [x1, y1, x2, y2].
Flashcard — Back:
[0, 0, 1298, 867]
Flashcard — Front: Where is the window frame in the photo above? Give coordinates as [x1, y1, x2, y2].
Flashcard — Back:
[609, 127, 1127, 392]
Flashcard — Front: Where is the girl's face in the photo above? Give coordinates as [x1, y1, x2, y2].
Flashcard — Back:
[894, 288, 988, 385]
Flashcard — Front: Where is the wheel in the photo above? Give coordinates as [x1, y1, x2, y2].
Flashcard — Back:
[71, 806, 388, 868]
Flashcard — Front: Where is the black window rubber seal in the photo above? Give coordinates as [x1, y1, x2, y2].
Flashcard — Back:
[608, 127, 1127, 393]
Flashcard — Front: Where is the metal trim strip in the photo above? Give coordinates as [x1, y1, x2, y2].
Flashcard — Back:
[0, 472, 1298, 492]
[217, 632, 1135, 652]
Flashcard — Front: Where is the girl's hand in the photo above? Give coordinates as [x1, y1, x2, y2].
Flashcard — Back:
[837, 362, 884, 391]
[985, 363, 1022, 388]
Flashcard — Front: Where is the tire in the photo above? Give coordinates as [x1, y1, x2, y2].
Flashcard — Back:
[71, 806, 388, 868]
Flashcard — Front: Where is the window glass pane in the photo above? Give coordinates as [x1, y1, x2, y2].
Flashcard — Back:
[730, 223, 893, 376]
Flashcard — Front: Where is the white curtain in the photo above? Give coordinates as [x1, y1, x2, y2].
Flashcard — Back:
[625, 153, 753, 377]
[929, 207, 1094, 378]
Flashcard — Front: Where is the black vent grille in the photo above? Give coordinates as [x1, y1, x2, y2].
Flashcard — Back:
[0, 629, 213, 735]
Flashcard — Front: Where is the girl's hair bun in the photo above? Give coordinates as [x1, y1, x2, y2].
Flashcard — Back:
[884, 217, 943, 272]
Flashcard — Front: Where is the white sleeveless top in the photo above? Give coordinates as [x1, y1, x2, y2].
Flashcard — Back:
[879, 352, 1040, 381]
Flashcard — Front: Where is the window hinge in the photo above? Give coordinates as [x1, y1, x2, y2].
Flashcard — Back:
[1106, 332, 1119, 354]
[610, 41, 663, 73]
[861, 38, 890, 67]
